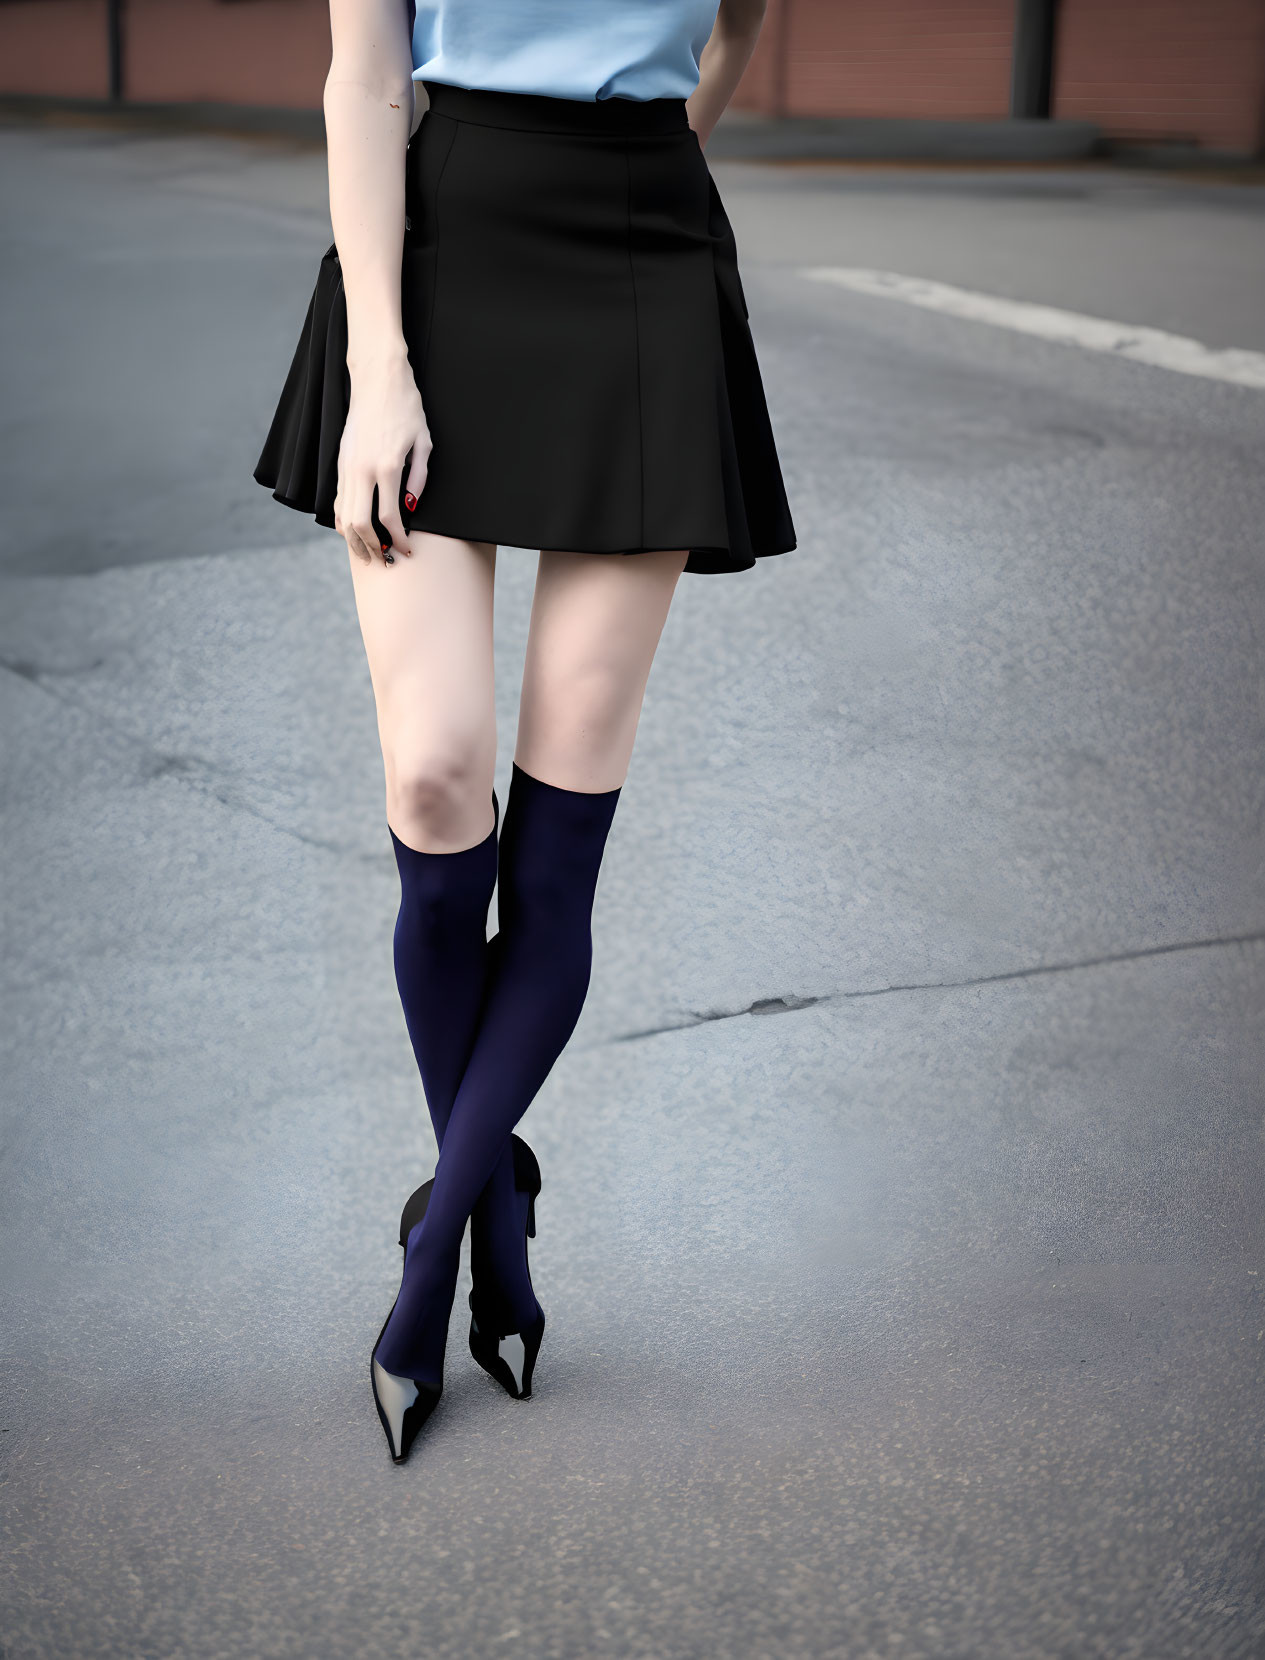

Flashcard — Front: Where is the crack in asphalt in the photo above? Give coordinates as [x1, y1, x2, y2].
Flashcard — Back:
[604, 927, 1265, 1043]
[5, 660, 1264, 1019]
[0, 654, 368, 859]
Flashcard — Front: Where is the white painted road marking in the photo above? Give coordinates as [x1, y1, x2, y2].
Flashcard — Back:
[800, 267, 1265, 391]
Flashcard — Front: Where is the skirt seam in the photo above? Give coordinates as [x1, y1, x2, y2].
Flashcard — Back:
[624, 147, 645, 550]
[421, 116, 460, 381]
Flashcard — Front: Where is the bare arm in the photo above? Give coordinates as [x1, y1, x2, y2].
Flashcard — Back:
[686, 0, 769, 150]
[325, 0, 426, 565]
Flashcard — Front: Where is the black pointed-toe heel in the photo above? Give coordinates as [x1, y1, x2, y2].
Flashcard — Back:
[470, 1298, 546, 1401]
[370, 1314, 442, 1465]
[466, 1134, 546, 1401]
[372, 1185, 442, 1465]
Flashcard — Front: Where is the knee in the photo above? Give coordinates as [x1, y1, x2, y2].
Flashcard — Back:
[385, 745, 492, 852]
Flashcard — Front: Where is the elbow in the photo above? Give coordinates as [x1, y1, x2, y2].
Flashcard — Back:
[717, 0, 769, 42]
[323, 65, 415, 112]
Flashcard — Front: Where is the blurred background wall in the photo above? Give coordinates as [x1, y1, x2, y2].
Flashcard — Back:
[738, 0, 1265, 155]
[1, 0, 1263, 157]
[0, 0, 331, 109]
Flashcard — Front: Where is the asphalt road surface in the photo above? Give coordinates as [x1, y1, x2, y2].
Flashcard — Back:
[2, 123, 1263, 1660]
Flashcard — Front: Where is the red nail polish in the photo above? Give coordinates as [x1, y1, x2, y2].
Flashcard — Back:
[404, 492, 417, 512]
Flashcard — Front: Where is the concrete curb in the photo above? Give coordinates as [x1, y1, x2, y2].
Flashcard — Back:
[0, 94, 326, 142]
[0, 95, 1099, 162]
[10, 96, 1257, 169]
[706, 114, 1102, 163]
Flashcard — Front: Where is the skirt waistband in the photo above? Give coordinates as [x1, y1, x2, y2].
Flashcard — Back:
[421, 81, 690, 138]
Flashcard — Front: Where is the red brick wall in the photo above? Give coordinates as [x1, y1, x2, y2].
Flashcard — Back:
[1054, 0, 1265, 154]
[0, 0, 110, 98]
[736, 0, 1014, 119]
[125, 0, 329, 109]
[735, 0, 787, 115]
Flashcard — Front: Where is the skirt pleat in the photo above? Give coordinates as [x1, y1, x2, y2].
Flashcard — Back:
[253, 85, 796, 575]
[254, 249, 348, 529]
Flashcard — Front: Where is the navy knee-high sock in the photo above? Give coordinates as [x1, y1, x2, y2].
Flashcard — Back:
[376, 761, 621, 1383]
[389, 806, 498, 1134]
[388, 795, 528, 1317]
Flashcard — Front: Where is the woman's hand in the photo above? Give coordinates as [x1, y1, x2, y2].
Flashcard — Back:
[334, 349, 431, 566]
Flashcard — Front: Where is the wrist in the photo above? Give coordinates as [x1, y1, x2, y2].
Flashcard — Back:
[346, 340, 412, 380]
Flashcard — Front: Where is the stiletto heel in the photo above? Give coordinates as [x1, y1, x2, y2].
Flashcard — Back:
[398, 1176, 433, 1249]
[397, 1136, 537, 1263]
[372, 1185, 442, 1464]
[467, 1133, 546, 1400]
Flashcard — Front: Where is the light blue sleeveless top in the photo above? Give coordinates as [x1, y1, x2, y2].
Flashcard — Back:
[408, 0, 722, 103]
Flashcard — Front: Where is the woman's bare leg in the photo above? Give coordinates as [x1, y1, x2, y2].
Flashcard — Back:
[347, 531, 498, 851]
[351, 530, 518, 1411]
[348, 527, 500, 1153]
[373, 547, 691, 1390]
[515, 547, 689, 791]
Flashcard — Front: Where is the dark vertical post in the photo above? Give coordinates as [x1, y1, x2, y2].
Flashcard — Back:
[106, 0, 125, 103]
[1010, 0, 1058, 119]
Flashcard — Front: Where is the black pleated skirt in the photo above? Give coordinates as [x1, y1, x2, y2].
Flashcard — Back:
[253, 82, 796, 576]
